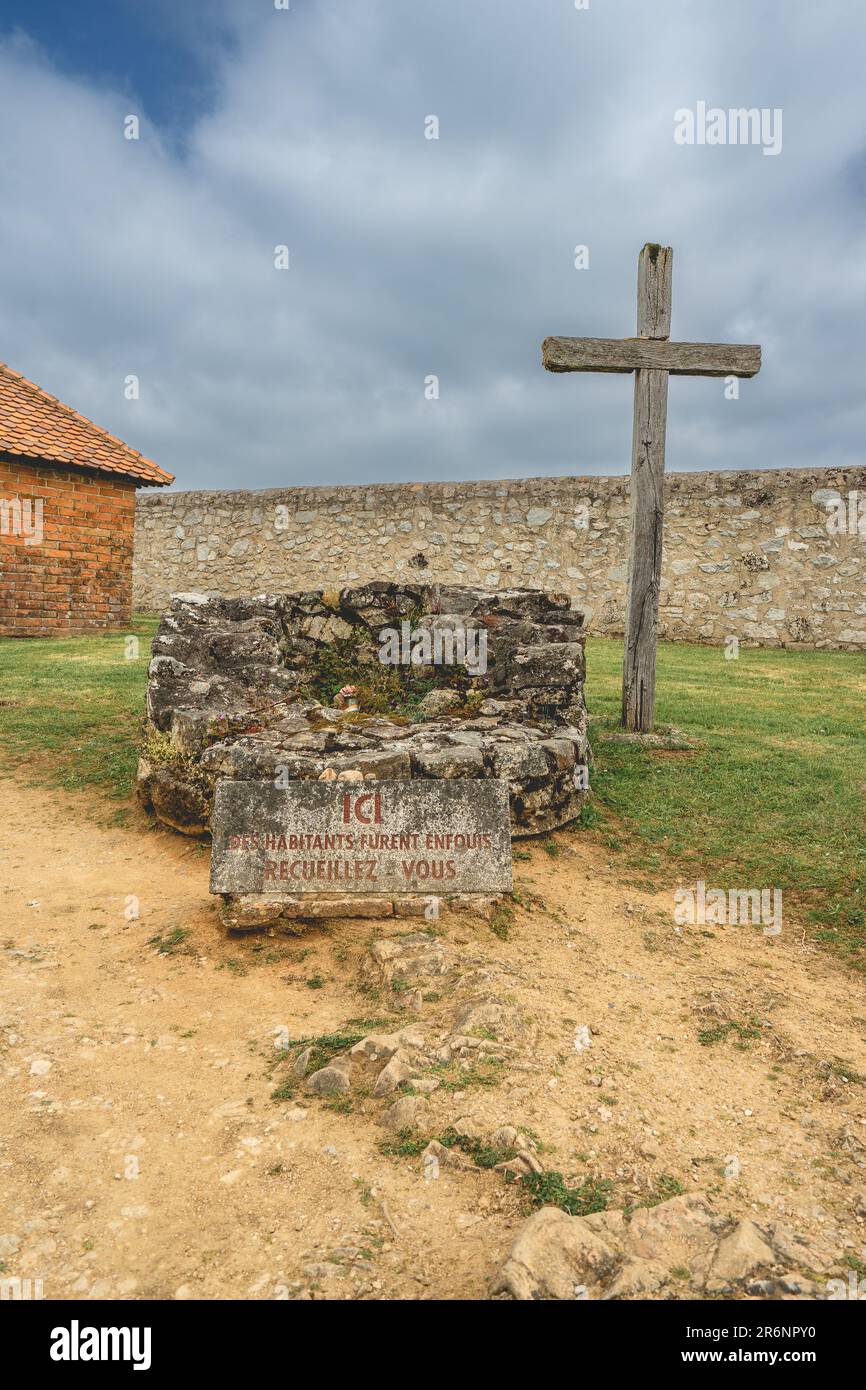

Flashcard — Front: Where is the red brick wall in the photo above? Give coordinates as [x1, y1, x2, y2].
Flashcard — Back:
[0, 454, 138, 636]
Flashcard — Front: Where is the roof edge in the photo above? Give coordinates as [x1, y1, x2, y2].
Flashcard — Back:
[0, 360, 174, 486]
[0, 448, 174, 487]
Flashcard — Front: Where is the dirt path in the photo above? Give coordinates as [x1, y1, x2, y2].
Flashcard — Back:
[1, 776, 864, 1300]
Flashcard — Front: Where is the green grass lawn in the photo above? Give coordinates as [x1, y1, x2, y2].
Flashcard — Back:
[0, 620, 863, 967]
[0, 614, 159, 803]
[583, 636, 866, 968]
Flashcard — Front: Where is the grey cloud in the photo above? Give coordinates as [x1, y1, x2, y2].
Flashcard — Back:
[0, 0, 864, 489]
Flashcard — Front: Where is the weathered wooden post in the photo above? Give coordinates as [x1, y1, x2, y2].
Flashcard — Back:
[622, 243, 672, 732]
[542, 243, 761, 732]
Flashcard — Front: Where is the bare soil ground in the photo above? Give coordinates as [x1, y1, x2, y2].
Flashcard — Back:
[1, 776, 864, 1300]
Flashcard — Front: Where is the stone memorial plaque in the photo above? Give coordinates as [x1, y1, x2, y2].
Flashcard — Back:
[210, 779, 513, 896]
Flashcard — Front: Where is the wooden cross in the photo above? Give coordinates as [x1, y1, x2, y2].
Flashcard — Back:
[543, 243, 761, 732]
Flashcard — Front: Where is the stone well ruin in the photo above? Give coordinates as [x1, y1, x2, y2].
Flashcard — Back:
[138, 582, 590, 923]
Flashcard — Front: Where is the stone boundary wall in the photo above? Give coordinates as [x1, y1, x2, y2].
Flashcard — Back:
[133, 466, 866, 649]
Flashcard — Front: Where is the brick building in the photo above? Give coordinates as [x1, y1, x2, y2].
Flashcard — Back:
[0, 362, 173, 636]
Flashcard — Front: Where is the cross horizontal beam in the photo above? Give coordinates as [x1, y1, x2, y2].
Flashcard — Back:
[542, 336, 761, 378]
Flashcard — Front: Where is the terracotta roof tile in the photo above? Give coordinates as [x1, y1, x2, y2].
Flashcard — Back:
[0, 361, 173, 486]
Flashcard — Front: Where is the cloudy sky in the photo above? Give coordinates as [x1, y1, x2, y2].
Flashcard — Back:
[0, 0, 864, 490]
